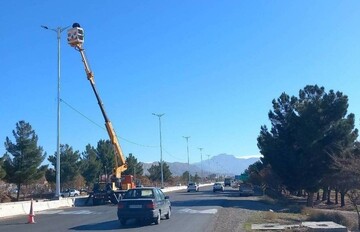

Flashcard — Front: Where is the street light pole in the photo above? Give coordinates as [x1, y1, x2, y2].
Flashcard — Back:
[183, 136, 191, 183]
[153, 113, 165, 188]
[207, 154, 211, 181]
[198, 148, 203, 182]
[41, 25, 69, 199]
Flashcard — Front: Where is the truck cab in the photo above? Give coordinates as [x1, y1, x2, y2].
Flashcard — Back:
[224, 178, 233, 187]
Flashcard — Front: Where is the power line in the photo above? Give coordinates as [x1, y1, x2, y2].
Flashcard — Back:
[60, 98, 157, 148]
[162, 148, 186, 162]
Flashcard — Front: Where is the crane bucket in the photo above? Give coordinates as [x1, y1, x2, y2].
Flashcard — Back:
[67, 27, 84, 47]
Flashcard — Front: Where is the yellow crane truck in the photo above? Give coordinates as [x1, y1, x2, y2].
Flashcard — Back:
[67, 23, 135, 205]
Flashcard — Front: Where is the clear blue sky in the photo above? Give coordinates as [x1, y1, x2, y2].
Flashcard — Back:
[1, 1, 360, 166]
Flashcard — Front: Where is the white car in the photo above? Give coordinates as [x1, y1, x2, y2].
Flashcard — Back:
[187, 183, 199, 192]
[61, 188, 80, 197]
[213, 182, 224, 192]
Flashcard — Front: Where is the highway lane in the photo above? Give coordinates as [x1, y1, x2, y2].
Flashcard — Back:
[0, 186, 245, 232]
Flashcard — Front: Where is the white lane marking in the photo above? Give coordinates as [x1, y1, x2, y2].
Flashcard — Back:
[36, 210, 95, 215]
[177, 208, 218, 214]
[59, 210, 93, 214]
[36, 210, 64, 214]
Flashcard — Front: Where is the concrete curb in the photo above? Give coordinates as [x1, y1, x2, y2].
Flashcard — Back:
[0, 183, 213, 218]
[0, 198, 74, 218]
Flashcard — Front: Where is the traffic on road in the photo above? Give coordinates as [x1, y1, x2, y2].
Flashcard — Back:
[0, 184, 260, 232]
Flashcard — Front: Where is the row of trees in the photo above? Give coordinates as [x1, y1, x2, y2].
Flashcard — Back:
[0, 121, 194, 201]
[245, 85, 360, 210]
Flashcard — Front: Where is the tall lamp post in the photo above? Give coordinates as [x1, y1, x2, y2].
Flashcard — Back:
[183, 136, 191, 183]
[153, 113, 165, 188]
[41, 25, 69, 198]
[198, 148, 203, 182]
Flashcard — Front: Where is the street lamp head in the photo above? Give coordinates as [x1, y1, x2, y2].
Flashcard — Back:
[41, 25, 49, 30]
[72, 22, 81, 28]
[152, 113, 165, 117]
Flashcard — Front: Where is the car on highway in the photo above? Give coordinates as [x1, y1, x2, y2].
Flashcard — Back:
[224, 177, 233, 187]
[117, 187, 171, 226]
[239, 183, 254, 196]
[213, 182, 224, 192]
[187, 182, 199, 192]
[60, 188, 80, 197]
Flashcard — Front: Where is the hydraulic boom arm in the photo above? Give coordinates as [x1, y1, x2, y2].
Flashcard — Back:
[67, 23, 127, 179]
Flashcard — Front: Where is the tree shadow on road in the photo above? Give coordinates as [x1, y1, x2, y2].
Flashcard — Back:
[69, 218, 156, 230]
[70, 220, 120, 230]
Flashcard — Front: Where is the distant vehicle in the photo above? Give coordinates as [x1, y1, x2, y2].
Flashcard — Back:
[79, 188, 88, 195]
[117, 187, 171, 225]
[187, 183, 199, 192]
[224, 177, 233, 187]
[239, 183, 254, 196]
[213, 182, 224, 192]
[61, 188, 80, 197]
[231, 181, 239, 188]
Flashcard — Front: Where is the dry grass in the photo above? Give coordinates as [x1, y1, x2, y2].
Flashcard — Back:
[246, 196, 359, 232]
[303, 208, 357, 231]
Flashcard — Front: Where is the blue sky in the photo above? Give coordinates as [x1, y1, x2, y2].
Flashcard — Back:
[1, 1, 360, 166]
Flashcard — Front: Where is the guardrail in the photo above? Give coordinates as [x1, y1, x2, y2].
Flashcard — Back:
[0, 183, 213, 218]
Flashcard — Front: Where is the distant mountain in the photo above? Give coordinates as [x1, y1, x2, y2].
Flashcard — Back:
[141, 153, 260, 177]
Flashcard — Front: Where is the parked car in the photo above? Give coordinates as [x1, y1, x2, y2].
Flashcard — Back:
[187, 182, 199, 192]
[213, 182, 224, 192]
[117, 187, 171, 226]
[239, 183, 254, 196]
[60, 188, 80, 197]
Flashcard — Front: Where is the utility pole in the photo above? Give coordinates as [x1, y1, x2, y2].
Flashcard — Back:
[207, 154, 211, 180]
[153, 113, 165, 188]
[198, 148, 203, 182]
[183, 136, 191, 183]
[41, 24, 69, 198]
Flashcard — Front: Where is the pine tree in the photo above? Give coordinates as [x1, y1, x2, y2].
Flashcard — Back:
[123, 153, 143, 176]
[0, 157, 6, 180]
[147, 162, 172, 183]
[79, 144, 102, 186]
[96, 139, 115, 176]
[258, 85, 358, 206]
[48, 144, 80, 188]
[3, 121, 47, 201]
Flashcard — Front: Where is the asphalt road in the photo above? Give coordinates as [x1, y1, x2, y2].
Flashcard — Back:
[0, 186, 264, 232]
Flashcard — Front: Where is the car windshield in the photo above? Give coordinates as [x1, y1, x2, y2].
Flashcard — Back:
[124, 189, 154, 199]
